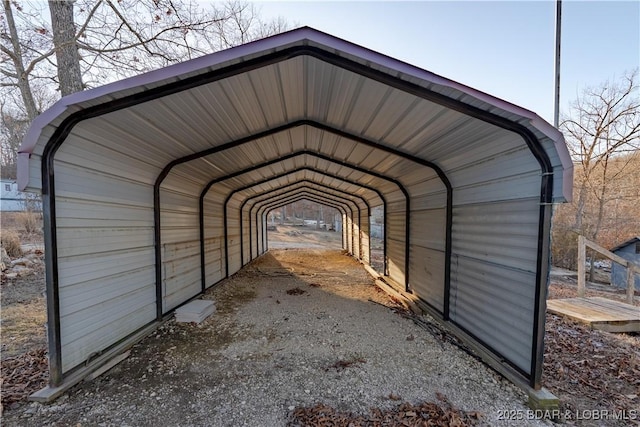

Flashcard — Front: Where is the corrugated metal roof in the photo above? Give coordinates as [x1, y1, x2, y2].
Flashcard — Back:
[19, 27, 571, 202]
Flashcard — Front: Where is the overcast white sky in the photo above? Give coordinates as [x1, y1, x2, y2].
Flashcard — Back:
[250, 1, 639, 125]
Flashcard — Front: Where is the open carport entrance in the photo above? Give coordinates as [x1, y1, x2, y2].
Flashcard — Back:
[231, 170, 382, 265]
[19, 27, 572, 398]
[264, 199, 348, 251]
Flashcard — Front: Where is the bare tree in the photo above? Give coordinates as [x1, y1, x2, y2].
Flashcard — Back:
[49, 0, 83, 96]
[553, 69, 640, 273]
[210, 1, 288, 50]
[562, 69, 639, 235]
[1, 0, 42, 120]
[0, 0, 289, 178]
[0, 101, 28, 178]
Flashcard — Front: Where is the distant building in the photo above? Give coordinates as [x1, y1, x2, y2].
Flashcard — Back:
[0, 178, 41, 211]
[610, 237, 640, 290]
[1, 179, 22, 211]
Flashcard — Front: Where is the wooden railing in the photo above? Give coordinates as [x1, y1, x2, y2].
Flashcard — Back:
[577, 235, 639, 304]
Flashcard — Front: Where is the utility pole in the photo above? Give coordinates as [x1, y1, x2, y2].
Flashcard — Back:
[554, 0, 562, 128]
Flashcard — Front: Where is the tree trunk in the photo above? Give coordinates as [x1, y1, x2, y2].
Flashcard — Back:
[49, 0, 83, 96]
[589, 157, 610, 281]
[3, 1, 39, 120]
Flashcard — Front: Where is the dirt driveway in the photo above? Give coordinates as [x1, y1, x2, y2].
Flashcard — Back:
[2, 248, 547, 426]
[2, 224, 638, 426]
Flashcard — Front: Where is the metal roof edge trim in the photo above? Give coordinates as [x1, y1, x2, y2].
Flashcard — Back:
[611, 236, 640, 253]
[18, 26, 569, 196]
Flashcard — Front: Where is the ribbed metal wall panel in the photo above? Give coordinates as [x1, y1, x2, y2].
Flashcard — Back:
[447, 150, 538, 188]
[257, 205, 265, 256]
[410, 209, 446, 250]
[161, 240, 200, 311]
[226, 197, 243, 276]
[436, 133, 528, 172]
[60, 285, 155, 373]
[453, 173, 540, 206]
[203, 189, 228, 286]
[54, 164, 153, 206]
[64, 124, 168, 175]
[240, 206, 251, 264]
[409, 246, 445, 309]
[55, 200, 152, 228]
[353, 213, 361, 259]
[450, 257, 535, 372]
[449, 197, 541, 373]
[451, 199, 540, 272]
[159, 171, 202, 312]
[386, 209, 406, 286]
[359, 208, 370, 263]
[52, 136, 157, 373]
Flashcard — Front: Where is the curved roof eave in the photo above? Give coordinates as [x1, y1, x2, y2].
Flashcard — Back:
[243, 180, 374, 211]
[245, 183, 369, 213]
[18, 26, 572, 201]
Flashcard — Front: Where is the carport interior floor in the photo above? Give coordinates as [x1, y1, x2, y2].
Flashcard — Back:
[7, 249, 545, 426]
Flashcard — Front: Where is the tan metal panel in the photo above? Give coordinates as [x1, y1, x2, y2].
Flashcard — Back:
[451, 199, 540, 272]
[57, 248, 153, 290]
[452, 173, 541, 205]
[278, 57, 306, 121]
[409, 246, 445, 311]
[450, 256, 536, 373]
[410, 209, 446, 251]
[55, 227, 153, 259]
[60, 294, 156, 372]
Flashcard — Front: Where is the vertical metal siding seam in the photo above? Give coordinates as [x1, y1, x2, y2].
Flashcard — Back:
[198, 193, 207, 291]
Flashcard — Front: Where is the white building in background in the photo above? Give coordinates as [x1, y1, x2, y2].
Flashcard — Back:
[0, 178, 40, 211]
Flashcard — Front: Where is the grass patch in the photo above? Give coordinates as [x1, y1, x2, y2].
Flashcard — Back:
[0, 298, 47, 359]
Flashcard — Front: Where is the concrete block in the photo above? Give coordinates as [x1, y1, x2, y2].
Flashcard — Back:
[528, 387, 559, 411]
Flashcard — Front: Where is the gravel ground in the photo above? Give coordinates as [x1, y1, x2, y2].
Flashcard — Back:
[3, 249, 551, 426]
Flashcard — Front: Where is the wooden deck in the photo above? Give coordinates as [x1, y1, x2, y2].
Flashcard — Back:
[547, 297, 640, 333]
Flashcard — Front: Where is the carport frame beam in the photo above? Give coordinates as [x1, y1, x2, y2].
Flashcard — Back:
[242, 180, 371, 265]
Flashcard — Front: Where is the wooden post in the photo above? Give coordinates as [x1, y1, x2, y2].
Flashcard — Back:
[577, 234, 638, 304]
[577, 235, 586, 298]
[627, 265, 635, 304]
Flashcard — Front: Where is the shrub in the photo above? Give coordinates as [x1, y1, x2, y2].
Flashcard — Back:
[551, 227, 578, 270]
[16, 211, 42, 234]
[0, 229, 23, 258]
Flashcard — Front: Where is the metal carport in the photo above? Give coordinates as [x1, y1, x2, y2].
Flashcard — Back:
[18, 27, 572, 396]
